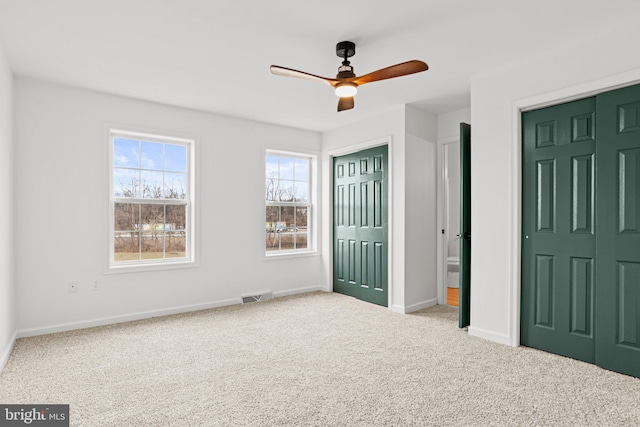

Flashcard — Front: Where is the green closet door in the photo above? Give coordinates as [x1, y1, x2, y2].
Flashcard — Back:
[333, 145, 388, 307]
[521, 97, 597, 363]
[595, 84, 640, 378]
[522, 83, 640, 378]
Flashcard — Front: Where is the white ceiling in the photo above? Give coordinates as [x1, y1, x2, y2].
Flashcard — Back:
[1, 0, 638, 132]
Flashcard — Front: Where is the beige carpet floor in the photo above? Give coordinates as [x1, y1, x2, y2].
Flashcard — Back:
[1, 291, 639, 426]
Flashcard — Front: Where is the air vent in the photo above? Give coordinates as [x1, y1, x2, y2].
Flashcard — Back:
[241, 291, 273, 304]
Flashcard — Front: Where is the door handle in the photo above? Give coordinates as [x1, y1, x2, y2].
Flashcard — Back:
[456, 232, 471, 240]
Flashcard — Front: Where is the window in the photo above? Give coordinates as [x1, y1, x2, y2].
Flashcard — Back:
[265, 152, 311, 254]
[109, 129, 194, 268]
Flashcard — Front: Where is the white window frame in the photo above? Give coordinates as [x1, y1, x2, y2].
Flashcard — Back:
[108, 128, 196, 272]
[265, 150, 318, 258]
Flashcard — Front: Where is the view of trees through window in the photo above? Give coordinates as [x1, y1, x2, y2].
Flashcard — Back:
[112, 135, 190, 263]
[265, 154, 310, 252]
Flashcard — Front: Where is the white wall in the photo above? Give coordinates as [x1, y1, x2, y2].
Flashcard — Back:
[404, 106, 438, 310]
[437, 108, 470, 141]
[470, 22, 640, 345]
[14, 77, 323, 335]
[0, 43, 15, 369]
[321, 105, 439, 313]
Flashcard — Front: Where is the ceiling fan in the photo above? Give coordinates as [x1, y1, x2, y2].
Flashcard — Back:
[270, 41, 429, 112]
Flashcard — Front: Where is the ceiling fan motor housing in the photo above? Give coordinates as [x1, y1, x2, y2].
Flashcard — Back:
[336, 41, 355, 59]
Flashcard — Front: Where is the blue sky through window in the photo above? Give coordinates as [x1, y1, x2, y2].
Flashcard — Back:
[265, 154, 310, 203]
[141, 141, 163, 170]
[165, 144, 187, 172]
[113, 138, 139, 168]
[114, 137, 188, 199]
[266, 155, 279, 178]
[294, 158, 308, 181]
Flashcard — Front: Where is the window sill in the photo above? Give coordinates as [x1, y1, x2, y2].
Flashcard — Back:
[106, 259, 198, 274]
[263, 250, 319, 261]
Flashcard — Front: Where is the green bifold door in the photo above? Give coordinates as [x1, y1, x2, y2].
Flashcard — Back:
[333, 145, 388, 307]
[521, 83, 640, 378]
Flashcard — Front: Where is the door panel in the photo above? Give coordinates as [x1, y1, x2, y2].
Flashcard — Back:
[534, 254, 554, 328]
[521, 97, 597, 363]
[569, 257, 593, 337]
[333, 145, 388, 307]
[571, 154, 594, 234]
[595, 84, 640, 378]
[618, 148, 640, 233]
[617, 262, 640, 348]
[536, 159, 556, 232]
[459, 123, 471, 328]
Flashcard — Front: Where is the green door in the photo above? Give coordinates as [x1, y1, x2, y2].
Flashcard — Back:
[521, 97, 597, 363]
[595, 84, 640, 378]
[333, 145, 388, 307]
[522, 83, 640, 377]
[459, 123, 471, 328]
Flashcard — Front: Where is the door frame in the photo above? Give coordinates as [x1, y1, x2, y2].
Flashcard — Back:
[437, 137, 460, 305]
[325, 136, 394, 308]
[508, 70, 640, 347]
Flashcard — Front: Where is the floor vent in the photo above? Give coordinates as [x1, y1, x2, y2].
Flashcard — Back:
[241, 292, 273, 304]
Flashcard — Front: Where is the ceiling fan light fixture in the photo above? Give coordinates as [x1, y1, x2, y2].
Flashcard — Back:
[335, 83, 357, 98]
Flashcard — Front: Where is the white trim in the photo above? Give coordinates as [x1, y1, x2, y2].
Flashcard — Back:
[262, 251, 320, 261]
[327, 136, 391, 157]
[265, 148, 320, 159]
[390, 304, 405, 314]
[468, 326, 512, 346]
[272, 285, 327, 298]
[104, 259, 198, 275]
[390, 298, 438, 314]
[17, 287, 325, 338]
[438, 136, 460, 145]
[0, 331, 17, 373]
[326, 136, 393, 307]
[17, 298, 238, 338]
[508, 68, 640, 348]
[109, 128, 194, 144]
[508, 101, 524, 348]
[517, 70, 640, 113]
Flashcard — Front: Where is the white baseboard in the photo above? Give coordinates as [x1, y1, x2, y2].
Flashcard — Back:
[0, 331, 17, 374]
[390, 298, 438, 314]
[406, 298, 439, 313]
[17, 297, 241, 338]
[468, 326, 514, 347]
[273, 285, 326, 298]
[16, 286, 327, 339]
[390, 304, 405, 314]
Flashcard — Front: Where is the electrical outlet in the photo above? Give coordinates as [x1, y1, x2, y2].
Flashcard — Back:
[68, 282, 78, 293]
[92, 280, 101, 291]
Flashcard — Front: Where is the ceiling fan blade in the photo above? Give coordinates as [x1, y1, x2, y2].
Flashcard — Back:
[354, 60, 428, 85]
[270, 65, 337, 85]
[337, 96, 355, 112]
